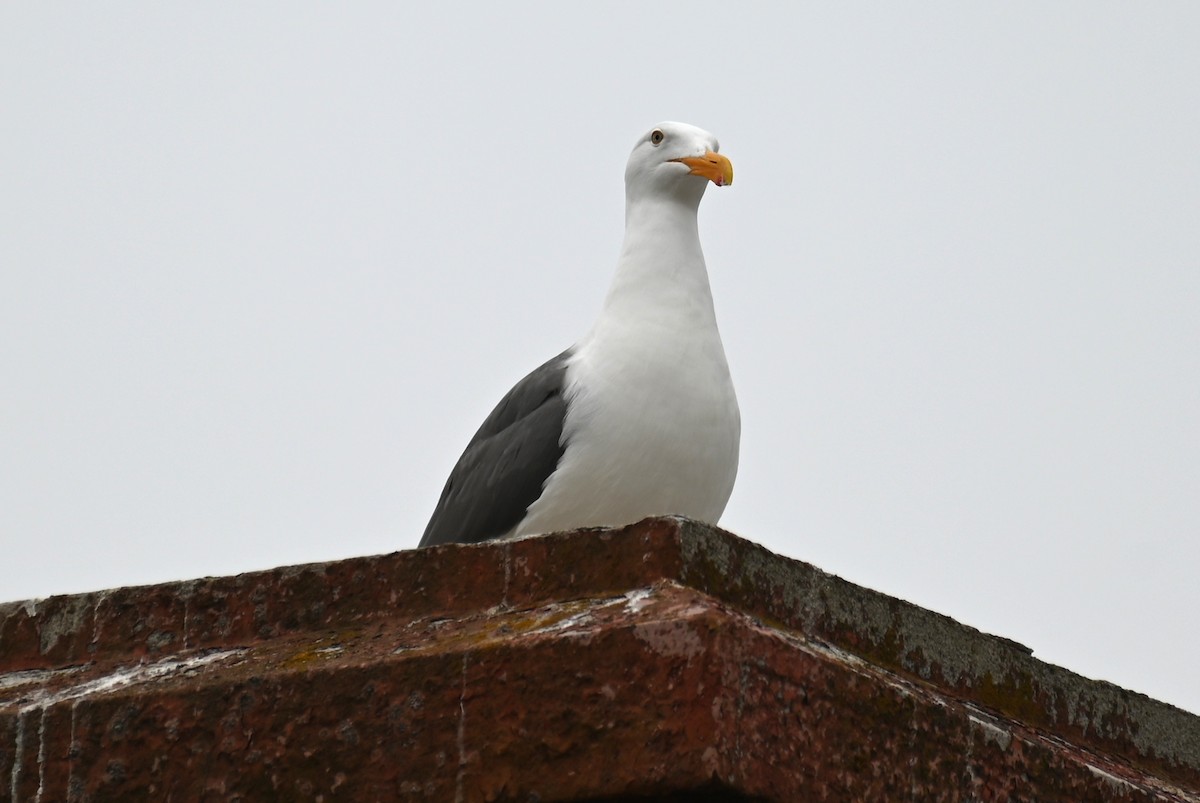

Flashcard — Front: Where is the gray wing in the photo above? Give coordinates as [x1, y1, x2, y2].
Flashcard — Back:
[419, 349, 572, 547]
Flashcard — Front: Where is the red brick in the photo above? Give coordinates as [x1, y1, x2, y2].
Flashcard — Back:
[1, 518, 1197, 801]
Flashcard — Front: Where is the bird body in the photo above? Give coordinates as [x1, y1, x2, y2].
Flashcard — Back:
[420, 122, 739, 547]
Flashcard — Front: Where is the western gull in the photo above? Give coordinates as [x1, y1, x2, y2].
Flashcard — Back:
[419, 121, 739, 547]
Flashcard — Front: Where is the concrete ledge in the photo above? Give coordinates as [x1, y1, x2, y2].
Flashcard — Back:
[1, 518, 1197, 800]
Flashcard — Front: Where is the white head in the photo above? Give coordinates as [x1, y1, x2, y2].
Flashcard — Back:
[624, 121, 734, 207]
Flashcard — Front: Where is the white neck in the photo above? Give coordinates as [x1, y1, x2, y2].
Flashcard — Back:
[597, 193, 718, 328]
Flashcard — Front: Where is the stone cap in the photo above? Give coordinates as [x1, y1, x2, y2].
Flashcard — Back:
[2, 517, 1198, 800]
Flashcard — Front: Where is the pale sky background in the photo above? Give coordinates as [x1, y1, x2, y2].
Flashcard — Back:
[2, 5, 1197, 714]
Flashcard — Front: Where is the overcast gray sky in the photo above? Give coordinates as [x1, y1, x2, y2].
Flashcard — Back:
[3, 4, 1198, 714]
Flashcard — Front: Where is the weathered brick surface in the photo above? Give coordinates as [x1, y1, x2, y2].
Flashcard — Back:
[1, 518, 1198, 801]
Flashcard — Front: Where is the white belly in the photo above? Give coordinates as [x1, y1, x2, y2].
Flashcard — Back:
[517, 317, 740, 535]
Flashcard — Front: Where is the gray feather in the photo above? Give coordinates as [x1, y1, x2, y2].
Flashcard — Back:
[419, 349, 572, 547]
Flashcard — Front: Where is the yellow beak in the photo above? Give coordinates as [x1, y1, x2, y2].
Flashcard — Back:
[671, 151, 734, 187]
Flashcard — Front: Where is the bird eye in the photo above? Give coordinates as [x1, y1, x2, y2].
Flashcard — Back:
[650, 129, 664, 146]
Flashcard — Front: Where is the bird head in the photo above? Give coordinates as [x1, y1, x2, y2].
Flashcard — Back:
[624, 122, 733, 205]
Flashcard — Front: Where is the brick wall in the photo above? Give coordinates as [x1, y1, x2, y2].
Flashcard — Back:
[2, 518, 1197, 801]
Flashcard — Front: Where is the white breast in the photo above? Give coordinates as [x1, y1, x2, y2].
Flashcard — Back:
[516, 309, 740, 535]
